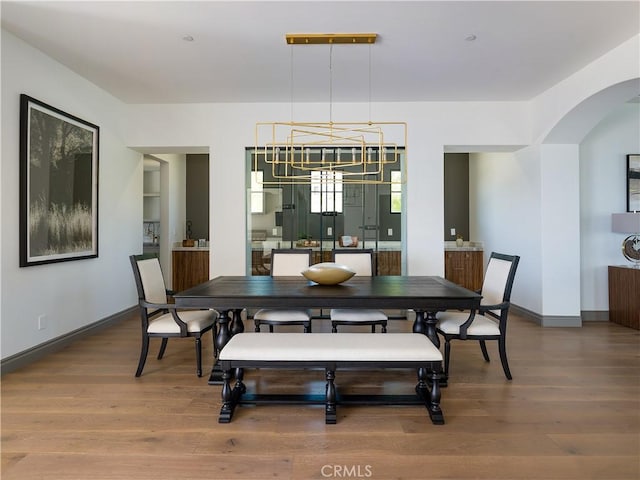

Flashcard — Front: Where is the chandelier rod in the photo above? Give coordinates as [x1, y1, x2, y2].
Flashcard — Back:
[290, 43, 294, 123]
[368, 43, 372, 124]
[329, 43, 333, 125]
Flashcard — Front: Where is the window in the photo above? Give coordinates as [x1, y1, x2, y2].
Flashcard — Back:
[391, 170, 402, 213]
[311, 170, 343, 213]
[250, 170, 264, 213]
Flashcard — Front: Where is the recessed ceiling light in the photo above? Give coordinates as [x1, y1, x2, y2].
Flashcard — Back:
[465, 34, 477, 42]
[182, 35, 194, 42]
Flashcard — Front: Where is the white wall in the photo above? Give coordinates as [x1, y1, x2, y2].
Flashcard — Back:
[469, 149, 543, 314]
[539, 144, 581, 318]
[532, 34, 640, 144]
[1, 31, 141, 359]
[579, 102, 640, 312]
[469, 103, 640, 319]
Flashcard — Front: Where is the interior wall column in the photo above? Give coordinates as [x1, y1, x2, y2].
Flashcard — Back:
[539, 144, 582, 326]
[406, 142, 444, 276]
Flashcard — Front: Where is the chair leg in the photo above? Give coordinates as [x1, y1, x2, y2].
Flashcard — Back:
[381, 323, 387, 333]
[304, 322, 312, 333]
[371, 324, 376, 333]
[212, 327, 218, 359]
[331, 322, 338, 333]
[157, 337, 168, 359]
[195, 337, 203, 377]
[479, 340, 490, 362]
[498, 337, 512, 380]
[135, 335, 150, 377]
[254, 320, 261, 332]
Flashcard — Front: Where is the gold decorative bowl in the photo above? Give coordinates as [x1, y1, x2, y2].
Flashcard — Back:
[302, 262, 355, 285]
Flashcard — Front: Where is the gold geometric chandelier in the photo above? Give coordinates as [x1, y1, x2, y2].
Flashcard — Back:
[253, 33, 407, 185]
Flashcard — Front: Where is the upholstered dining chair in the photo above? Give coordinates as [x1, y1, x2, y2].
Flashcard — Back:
[130, 254, 217, 377]
[436, 252, 520, 380]
[330, 249, 388, 333]
[253, 249, 313, 333]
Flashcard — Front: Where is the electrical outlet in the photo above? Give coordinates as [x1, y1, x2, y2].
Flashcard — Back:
[387, 228, 393, 236]
[450, 228, 456, 236]
[327, 227, 333, 236]
[37, 314, 47, 331]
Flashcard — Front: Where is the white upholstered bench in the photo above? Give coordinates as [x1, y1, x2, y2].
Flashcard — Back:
[218, 332, 444, 424]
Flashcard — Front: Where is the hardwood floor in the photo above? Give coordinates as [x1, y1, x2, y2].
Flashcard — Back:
[2, 312, 639, 479]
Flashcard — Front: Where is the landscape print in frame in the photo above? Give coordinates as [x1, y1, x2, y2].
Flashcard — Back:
[19, 94, 99, 267]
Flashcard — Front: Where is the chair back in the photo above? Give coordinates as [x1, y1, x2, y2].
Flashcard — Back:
[130, 254, 167, 305]
[332, 249, 374, 276]
[270, 249, 312, 276]
[481, 252, 520, 320]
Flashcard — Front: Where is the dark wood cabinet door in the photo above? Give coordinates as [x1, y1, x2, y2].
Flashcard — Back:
[376, 251, 402, 276]
[172, 250, 209, 292]
[608, 266, 640, 329]
[444, 250, 483, 291]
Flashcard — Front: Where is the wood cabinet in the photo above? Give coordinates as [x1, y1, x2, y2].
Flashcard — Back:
[172, 250, 209, 292]
[311, 250, 332, 265]
[250, 249, 402, 276]
[444, 250, 484, 291]
[376, 251, 402, 276]
[608, 266, 640, 330]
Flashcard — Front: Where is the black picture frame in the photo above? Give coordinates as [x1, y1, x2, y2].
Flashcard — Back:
[19, 94, 99, 267]
[628, 154, 640, 213]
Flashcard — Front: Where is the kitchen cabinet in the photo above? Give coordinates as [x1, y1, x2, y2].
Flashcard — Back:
[444, 250, 483, 291]
[250, 248, 401, 276]
[608, 265, 640, 329]
[376, 251, 402, 275]
[172, 249, 209, 292]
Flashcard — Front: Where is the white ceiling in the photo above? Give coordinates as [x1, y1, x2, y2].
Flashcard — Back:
[2, 1, 639, 104]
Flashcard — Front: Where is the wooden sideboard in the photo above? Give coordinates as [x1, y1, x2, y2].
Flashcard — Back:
[444, 250, 484, 292]
[608, 265, 640, 330]
[172, 249, 209, 292]
[251, 249, 402, 276]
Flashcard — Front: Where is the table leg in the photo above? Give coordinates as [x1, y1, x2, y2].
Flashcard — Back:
[230, 308, 245, 335]
[209, 309, 232, 385]
[412, 309, 426, 335]
[412, 310, 440, 348]
[424, 311, 440, 349]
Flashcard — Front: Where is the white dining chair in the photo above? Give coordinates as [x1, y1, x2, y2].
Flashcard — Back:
[253, 249, 313, 332]
[130, 254, 217, 377]
[330, 249, 388, 333]
[436, 252, 520, 380]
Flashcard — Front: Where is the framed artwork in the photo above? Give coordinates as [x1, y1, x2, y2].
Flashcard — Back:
[19, 94, 99, 267]
[628, 154, 640, 212]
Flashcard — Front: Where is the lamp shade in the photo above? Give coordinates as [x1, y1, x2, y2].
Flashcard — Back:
[612, 213, 640, 233]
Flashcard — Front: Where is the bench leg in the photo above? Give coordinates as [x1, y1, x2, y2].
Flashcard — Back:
[415, 367, 429, 398]
[415, 366, 444, 425]
[219, 369, 235, 423]
[428, 368, 444, 425]
[218, 368, 246, 423]
[325, 369, 337, 424]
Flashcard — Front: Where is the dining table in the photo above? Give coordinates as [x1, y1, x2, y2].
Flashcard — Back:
[173, 275, 482, 384]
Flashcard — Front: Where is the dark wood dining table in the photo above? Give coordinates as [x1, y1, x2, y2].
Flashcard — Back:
[174, 275, 481, 384]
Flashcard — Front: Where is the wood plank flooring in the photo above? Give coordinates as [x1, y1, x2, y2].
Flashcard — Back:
[2, 313, 639, 480]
